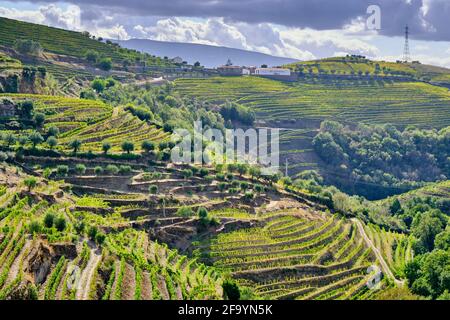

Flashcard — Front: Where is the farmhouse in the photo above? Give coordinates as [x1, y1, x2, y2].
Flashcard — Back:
[255, 67, 291, 76]
[217, 65, 243, 76]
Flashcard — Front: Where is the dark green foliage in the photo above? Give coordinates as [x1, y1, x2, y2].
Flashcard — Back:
[222, 280, 240, 300]
[88, 226, 98, 241]
[313, 120, 450, 199]
[28, 132, 43, 148]
[220, 102, 255, 126]
[44, 212, 55, 228]
[14, 39, 42, 55]
[98, 57, 112, 71]
[55, 216, 66, 232]
[121, 141, 134, 154]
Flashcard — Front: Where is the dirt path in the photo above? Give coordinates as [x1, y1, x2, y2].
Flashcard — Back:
[352, 218, 404, 286]
[76, 246, 102, 300]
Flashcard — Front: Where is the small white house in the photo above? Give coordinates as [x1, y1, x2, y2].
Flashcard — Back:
[255, 68, 291, 76]
[242, 68, 251, 75]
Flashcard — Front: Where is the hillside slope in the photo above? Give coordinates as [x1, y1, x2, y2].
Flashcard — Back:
[116, 38, 298, 68]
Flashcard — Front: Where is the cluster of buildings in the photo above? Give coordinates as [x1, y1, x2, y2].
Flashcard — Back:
[217, 61, 292, 78]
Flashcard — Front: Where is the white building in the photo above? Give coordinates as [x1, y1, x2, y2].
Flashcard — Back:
[242, 68, 251, 75]
[255, 68, 291, 76]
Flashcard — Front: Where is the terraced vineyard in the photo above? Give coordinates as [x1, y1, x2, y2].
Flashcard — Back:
[362, 224, 413, 278]
[175, 76, 450, 128]
[0, 17, 174, 68]
[284, 57, 417, 77]
[195, 209, 381, 300]
[0, 169, 223, 300]
[0, 94, 169, 152]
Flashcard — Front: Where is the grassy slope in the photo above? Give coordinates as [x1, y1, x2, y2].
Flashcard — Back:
[175, 76, 450, 128]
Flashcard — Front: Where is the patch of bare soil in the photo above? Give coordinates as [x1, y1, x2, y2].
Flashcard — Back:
[140, 272, 153, 300]
[121, 263, 136, 300]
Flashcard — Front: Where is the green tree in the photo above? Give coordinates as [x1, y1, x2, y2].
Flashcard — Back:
[121, 141, 134, 154]
[33, 112, 45, 127]
[85, 50, 99, 63]
[75, 164, 86, 175]
[102, 142, 111, 155]
[46, 136, 58, 149]
[29, 132, 44, 149]
[47, 126, 59, 137]
[91, 78, 106, 93]
[69, 139, 82, 154]
[141, 140, 155, 153]
[412, 211, 445, 253]
[24, 177, 37, 192]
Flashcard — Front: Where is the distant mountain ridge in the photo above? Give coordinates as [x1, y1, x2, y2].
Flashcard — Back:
[116, 39, 299, 68]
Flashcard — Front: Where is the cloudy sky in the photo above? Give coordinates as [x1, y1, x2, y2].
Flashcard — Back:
[2, 0, 450, 67]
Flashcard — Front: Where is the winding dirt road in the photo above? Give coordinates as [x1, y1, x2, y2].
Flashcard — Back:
[352, 218, 405, 286]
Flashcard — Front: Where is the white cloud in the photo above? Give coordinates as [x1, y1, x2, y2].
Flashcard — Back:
[0, 4, 129, 40]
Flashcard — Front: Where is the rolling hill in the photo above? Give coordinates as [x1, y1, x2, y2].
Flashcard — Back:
[116, 39, 298, 68]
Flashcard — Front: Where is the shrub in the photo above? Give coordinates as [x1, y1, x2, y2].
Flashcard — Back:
[28, 221, 42, 234]
[0, 152, 8, 162]
[199, 168, 209, 177]
[88, 226, 98, 241]
[197, 207, 208, 219]
[75, 164, 87, 175]
[244, 192, 255, 200]
[56, 165, 69, 176]
[222, 280, 240, 300]
[98, 57, 112, 71]
[240, 182, 249, 191]
[105, 165, 119, 175]
[218, 182, 227, 192]
[95, 232, 106, 245]
[44, 212, 55, 228]
[85, 50, 99, 63]
[55, 216, 67, 232]
[14, 39, 42, 55]
[149, 185, 159, 194]
[74, 221, 85, 234]
[94, 166, 104, 175]
[182, 169, 193, 179]
[176, 206, 194, 217]
[119, 165, 132, 175]
[91, 78, 106, 93]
